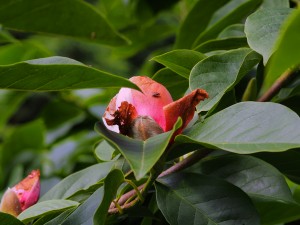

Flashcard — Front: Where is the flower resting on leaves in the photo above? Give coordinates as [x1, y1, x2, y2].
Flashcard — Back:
[103, 76, 208, 140]
[0, 170, 40, 217]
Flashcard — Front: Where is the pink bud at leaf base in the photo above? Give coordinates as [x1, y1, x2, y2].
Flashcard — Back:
[103, 76, 208, 138]
[0, 170, 40, 217]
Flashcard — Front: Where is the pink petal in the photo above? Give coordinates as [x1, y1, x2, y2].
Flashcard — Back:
[128, 76, 173, 130]
[103, 76, 173, 131]
[163, 89, 209, 133]
[12, 170, 40, 211]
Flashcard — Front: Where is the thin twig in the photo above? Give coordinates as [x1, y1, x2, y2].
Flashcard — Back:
[108, 149, 212, 213]
[257, 69, 295, 102]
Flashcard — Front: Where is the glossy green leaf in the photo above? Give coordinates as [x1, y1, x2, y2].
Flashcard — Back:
[193, 0, 262, 47]
[156, 172, 259, 225]
[151, 50, 206, 78]
[32, 211, 62, 225]
[0, 41, 51, 65]
[190, 48, 261, 112]
[40, 162, 115, 201]
[175, 0, 230, 49]
[241, 77, 257, 101]
[152, 68, 188, 100]
[95, 140, 116, 162]
[189, 154, 300, 225]
[0, 30, 17, 44]
[260, 0, 290, 8]
[189, 154, 294, 203]
[0, 212, 24, 225]
[177, 102, 300, 153]
[194, 37, 248, 53]
[274, 76, 300, 102]
[218, 24, 245, 38]
[0, 0, 128, 46]
[94, 170, 124, 225]
[245, 8, 292, 64]
[264, 9, 300, 92]
[33, 208, 74, 225]
[0, 57, 137, 91]
[255, 150, 300, 184]
[18, 200, 79, 223]
[95, 119, 182, 180]
[0, 91, 28, 130]
[61, 187, 104, 225]
[1, 119, 45, 175]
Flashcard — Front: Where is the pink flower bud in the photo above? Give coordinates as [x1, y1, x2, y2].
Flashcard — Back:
[103, 76, 208, 139]
[0, 170, 40, 216]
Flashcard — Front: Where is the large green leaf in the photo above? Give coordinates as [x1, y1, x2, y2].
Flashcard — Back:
[192, 0, 262, 47]
[156, 172, 259, 225]
[40, 162, 115, 201]
[152, 68, 188, 100]
[61, 187, 104, 225]
[0, 57, 136, 91]
[151, 50, 206, 78]
[218, 24, 245, 38]
[0, 212, 24, 225]
[189, 154, 300, 225]
[18, 200, 79, 224]
[255, 150, 300, 184]
[177, 102, 300, 153]
[263, 9, 300, 92]
[0, 91, 28, 130]
[260, 0, 290, 8]
[245, 8, 292, 64]
[194, 37, 248, 53]
[94, 169, 124, 225]
[0, 0, 128, 46]
[190, 48, 261, 112]
[175, 0, 230, 49]
[95, 119, 182, 180]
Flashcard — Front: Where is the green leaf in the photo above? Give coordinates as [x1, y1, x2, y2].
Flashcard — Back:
[61, 187, 104, 225]
[18, 200, 79, 224]
[177, 102, 300, 153]
[194, 37, 248, 53]
[192, 0, 262, 47]
[188, 154, 300, 225]
[0, 57, 137, 91]
[190, 48, 261, 112]
[218, 24, 245, 38]
[189, 154, 294, 203]
[0, 212, 24, 225]
[95, 140, 116, 162]
[156, 172, 259, 225]
[40, 162, 115, 201]
[94, 169, 124, 225]
[0, 0, 128, 46]
[0, 90, 28, 130]
[95, 119, 182, 180]
[241, 77, 257, 101]
[0, 41, 51, 65]
[244, 8, 292, 64]
[260, 0, 290, 8]
[151, 50, 206, 78]
[1, 119, 45, 175]
[264, 9, 300, 92]
[175, 0, 230, 49]
[152, 68, 188, 100]
[255, 150, 300, 184]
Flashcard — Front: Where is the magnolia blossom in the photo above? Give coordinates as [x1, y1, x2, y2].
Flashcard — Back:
[103, 76, 208, 140]
[0, 170, 40, 217]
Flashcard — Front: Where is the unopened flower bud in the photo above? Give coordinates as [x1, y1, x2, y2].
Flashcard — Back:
[128, 116, 164, 140]
[0, 188, 22, 217]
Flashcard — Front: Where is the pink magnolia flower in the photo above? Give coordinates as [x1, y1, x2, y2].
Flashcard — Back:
[0, 170, 40, 217]
[103, 76, 208, 140]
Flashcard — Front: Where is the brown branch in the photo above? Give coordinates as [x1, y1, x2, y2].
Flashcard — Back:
[108, 149, 212, 213]
[257, 69, 295, 102]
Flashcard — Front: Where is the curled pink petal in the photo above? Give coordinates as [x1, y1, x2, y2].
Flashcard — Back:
[163, 89, 209, 133]
[12, 170, 40, 211]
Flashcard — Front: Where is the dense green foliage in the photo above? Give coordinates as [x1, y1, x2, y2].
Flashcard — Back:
[0, 0, 300, 224]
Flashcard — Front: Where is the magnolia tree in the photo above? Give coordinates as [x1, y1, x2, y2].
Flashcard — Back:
[0, 0, 300, 224]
